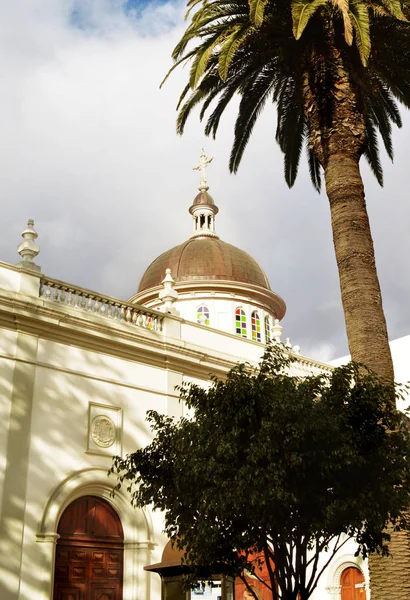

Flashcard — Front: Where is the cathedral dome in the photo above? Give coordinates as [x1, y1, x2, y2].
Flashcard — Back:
[137, 237, 270, 294]
[130, 152, 286, 323]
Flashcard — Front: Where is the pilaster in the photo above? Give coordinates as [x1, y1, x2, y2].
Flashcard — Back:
[0, 331, 39, 600]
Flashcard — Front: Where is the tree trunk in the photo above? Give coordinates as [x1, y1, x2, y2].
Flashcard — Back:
[303, 33, 399, 600]
[303, 38, 394, 383]
[368, 517, 410, 600]
[324, 155, 394, 382]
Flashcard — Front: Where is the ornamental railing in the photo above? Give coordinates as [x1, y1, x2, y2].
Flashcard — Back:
[39, 277, 164, 332]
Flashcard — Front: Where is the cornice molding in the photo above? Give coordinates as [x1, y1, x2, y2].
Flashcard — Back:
[0, 289, 331, 379]
[0, 292, 238, 380]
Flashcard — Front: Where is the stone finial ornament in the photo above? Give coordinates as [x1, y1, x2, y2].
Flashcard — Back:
[193, 149, 213, 192]
[159, 269, 179, 312]
[285, 337, 293, 349]
[293, 345, 301, 355]
[17, 219, 41, 271]
[271, 319, 283, 343]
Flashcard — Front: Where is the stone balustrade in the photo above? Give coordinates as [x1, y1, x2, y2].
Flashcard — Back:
[39, 277, 164, 332]
[290, 356, 333, 376]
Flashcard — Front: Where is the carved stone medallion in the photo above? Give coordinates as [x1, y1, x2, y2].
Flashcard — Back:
[91, 415, 116, 448]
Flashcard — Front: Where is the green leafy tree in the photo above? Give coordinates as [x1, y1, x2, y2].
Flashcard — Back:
[111, 347, 410, 600]
[163, 0, 410, 382]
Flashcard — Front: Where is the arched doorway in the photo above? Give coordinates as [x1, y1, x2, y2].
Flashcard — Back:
[340, 567, 366, 600]
[53, 496, 124, 600]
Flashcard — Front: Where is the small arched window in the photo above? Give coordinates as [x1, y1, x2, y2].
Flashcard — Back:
[264, 315, 271, 344]
[235, 308, 247, 337]
[197, 305, 210, 326]
[251, 311, 261, 342]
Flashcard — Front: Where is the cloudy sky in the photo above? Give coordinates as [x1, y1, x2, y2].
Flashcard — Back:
[1, 0, 409, 361]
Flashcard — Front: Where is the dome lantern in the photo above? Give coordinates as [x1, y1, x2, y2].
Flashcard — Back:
[190, 150, 219, 239]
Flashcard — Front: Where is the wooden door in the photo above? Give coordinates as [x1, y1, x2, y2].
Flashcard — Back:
[340, 567, 366, 600]
[53, 496, 124, 600]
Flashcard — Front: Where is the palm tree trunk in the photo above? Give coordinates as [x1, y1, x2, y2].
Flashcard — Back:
[303, 38, 394, 383]
[304, 40, 400, 598]
[324, 154, 394, 382]
[367, 517, 410, 600]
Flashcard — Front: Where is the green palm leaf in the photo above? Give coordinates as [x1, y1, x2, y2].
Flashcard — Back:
[378, 0, 407, 20]
[363, 117, 384, 185]
[307, 145, 322, 191]
[230, 70, 276, 171]
[349, 1, 371, 64]
[218, 25, 250, 80]
[190, 32, 227, 88]
[291, 0, 327, 39]
[164, 0, 410, 189]
[249, 0, 271, 26]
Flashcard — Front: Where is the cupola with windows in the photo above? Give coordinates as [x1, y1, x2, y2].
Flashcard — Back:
[129, 152, 286, 342]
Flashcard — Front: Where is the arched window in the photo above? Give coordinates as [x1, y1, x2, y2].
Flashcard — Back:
[264, 315, 271, 343]
[197, 305, 210, 325]
[235, 308, 247, 337]
[251, 311, 261, 342]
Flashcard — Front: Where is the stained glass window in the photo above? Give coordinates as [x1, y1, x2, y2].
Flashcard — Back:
[197, 305, 210, 326]
[265, 315, 271, 344]
[251, 311, 261, 342]
[235, 307, 247, 337]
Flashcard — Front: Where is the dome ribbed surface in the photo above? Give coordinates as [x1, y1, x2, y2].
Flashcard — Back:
[192, 191, 215, 206]
[137, 237, 270, 293]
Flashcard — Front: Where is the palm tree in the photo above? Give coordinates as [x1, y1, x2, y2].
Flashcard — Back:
[164, 0, 410, 383]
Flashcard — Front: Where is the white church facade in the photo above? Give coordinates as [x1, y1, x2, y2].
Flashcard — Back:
[2, 155, 406, 600]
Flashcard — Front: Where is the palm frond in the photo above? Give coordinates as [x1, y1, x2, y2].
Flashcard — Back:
[161, 49, 198, 89]
[249, 0, 271, 26]
[377, 84, 402, 127]
[349, 1, 371, 65]
[275, 79, 306, 187]
[176, 83, 191, 111]
[165, 0, 410, 189]
[185, 0, 205, 21]
[291, 0, 327, 39]
[218, 25, 250, 80]
[177, 86, 212, 134]
[307, 145, 322, 191]
[378, 0, 407, 20]
[230, 70, 276, 172]
[332, 0, 354, 44]
[363, 116, 384, 185]
[205, 75, 244, 136]
[190, 31, 228, 88]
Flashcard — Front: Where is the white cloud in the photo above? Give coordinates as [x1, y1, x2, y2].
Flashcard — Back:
[1, 0, 409, 361]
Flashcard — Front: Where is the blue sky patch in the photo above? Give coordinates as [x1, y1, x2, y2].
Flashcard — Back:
[69, 0, 171, 31]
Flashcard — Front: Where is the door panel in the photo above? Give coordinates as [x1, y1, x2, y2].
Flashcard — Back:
[54, 584, 85, 600]
[91, 584, 121, 600]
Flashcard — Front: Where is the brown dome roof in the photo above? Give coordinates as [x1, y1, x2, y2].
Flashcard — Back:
[192, 191, 216, 207]
[137, 237, 270, 293]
